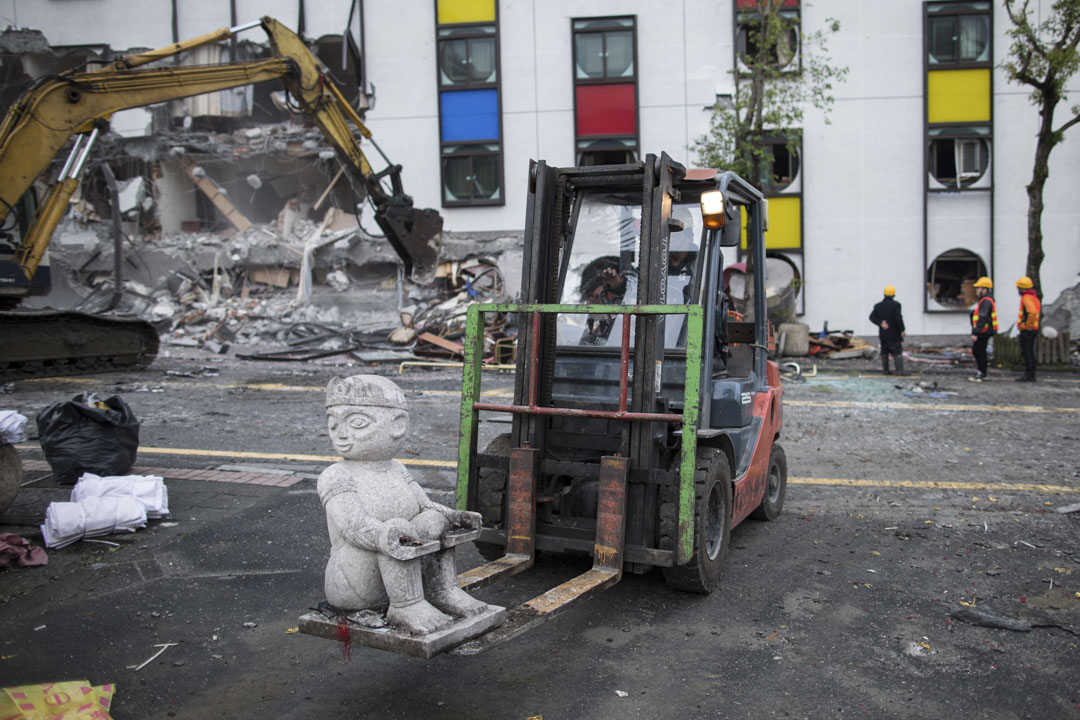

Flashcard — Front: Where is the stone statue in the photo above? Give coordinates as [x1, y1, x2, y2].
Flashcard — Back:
[317, 374, 489, 635]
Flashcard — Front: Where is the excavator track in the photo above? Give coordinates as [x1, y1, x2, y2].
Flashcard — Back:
[0, 311, 159, 381]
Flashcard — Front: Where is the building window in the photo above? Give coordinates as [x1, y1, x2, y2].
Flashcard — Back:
[927, 1, 991, 66]
[927, 249, 988, 308]
[573, 19, 634, 79]
[735, 0, 800, 72]
[438, 25, 497, 86]
[442, 144, 501, 203]
[577, 139, 637, 166]
[436, 0, 503, 207]
[761, 137, 800, 192]
[572, 17, 638, 166]
[929, 132, 990, 189]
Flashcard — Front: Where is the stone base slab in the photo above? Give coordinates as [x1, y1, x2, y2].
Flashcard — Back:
[298, 604, 506, 659]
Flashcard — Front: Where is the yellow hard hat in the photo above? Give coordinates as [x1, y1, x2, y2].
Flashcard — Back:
[1015, 276, 1033, 289]
[973, 276, 993, 289]
[883, 285, 896, 297]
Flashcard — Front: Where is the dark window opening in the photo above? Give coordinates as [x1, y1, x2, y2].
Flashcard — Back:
[763, 140, 800, 191]
[313, 35, 365, 109]
[927, 249, 987, 308]
[930, 136, 989, 188]
[577, 140, 638, 166]
[737, 12, 799, 70]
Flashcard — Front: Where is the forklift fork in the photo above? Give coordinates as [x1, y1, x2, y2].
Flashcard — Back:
[455, 446, 540, 589]
[452, 454, 629, 656]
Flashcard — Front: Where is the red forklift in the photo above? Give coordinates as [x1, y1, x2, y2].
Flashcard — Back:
[449, 152, 787, 652]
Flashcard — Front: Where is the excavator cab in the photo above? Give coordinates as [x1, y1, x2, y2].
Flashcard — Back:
[0, 190, 48, 307]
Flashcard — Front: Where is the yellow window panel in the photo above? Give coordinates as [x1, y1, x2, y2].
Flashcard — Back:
[741, 197, 801, 249]
[927, 69, 990, 123]
[764, 196, 801, 249]
[438, 0, 496, 24]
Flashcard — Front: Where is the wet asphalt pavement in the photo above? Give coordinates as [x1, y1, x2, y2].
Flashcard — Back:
[1, 349, 1078, 719]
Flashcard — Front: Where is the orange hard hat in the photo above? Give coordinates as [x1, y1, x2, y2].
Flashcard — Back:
[1015, 276, 1033, 289]
[973, 277, 993, 289]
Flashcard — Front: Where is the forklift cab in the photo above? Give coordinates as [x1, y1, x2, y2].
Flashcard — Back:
[547, 158, 766, 436]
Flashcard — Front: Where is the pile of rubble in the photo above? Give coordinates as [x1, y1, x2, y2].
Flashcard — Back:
[35, 206, 519, 366]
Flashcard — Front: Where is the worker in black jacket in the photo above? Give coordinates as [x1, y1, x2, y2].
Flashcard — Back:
[869, 285, 907, 375]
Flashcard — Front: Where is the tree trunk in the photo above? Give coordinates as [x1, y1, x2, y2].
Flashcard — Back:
[1026, 91, 1059, 300]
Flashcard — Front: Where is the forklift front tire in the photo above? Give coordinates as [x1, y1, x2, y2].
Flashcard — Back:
[662, 450, 731, 593]
[750, 442, 787, 521]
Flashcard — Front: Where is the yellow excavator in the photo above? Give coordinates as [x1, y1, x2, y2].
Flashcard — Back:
[0, 17, 442, 379]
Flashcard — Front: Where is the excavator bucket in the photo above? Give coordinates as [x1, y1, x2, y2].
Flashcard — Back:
[375, 204, 443, 284]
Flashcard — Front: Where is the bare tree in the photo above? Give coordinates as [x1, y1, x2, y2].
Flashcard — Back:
[1003, 0, 1080, 298]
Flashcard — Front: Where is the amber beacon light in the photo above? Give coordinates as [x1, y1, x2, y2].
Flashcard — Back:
[700, 190, 726, 229]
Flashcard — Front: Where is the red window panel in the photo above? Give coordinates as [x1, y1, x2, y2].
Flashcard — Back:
[736, 0, 798, 7]
[575, 84, 636, 137]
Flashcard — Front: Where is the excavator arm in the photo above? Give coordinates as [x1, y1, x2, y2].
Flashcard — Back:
[0, 16, 441, 288]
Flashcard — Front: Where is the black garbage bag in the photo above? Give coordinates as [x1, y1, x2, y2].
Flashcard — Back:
[36, 393, 140, 485]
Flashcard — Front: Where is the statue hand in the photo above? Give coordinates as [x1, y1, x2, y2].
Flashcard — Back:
[379, 518, 422, 559]
[447, 510, 482, 530]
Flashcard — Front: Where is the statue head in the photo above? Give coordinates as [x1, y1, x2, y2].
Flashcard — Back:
[325, 375, 409, 461]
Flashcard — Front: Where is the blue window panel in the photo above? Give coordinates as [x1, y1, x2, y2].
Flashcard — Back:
[440, 89, 499, 142]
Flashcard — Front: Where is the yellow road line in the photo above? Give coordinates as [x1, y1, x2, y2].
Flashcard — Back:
[23, 377, 515, 398]
[786, 399, 1080, 414]
[789, 476, 1079, 494]
[23, 378, 1074, 411]
[17, 444, 1074, 492]
[15, 444, 458, 469]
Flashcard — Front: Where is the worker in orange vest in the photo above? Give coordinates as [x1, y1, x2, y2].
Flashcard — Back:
[1015, 276, 1041, 382]
[968, 276, 996, 382]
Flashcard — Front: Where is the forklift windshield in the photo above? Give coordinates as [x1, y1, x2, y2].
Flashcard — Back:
[555, 193, 702, 350]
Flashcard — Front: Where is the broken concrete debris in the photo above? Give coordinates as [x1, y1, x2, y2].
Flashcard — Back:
[38, 195, 517, 363]
[950, 604, 1078, 636]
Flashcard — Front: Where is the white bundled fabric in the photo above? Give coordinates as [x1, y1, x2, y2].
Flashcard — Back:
[72, 473, 170, 519]
[0, 410, 28, 443]
[40, 497, 147, 549]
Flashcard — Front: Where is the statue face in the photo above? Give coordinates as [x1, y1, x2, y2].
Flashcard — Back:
[326, 404, 408, 461]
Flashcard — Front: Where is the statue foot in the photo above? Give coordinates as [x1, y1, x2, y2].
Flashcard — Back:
[387, 600, 454, 635]
[429, 586, 489, 618]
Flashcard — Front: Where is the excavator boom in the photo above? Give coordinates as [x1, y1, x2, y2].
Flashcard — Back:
[0, 17, 442, 379]
[0, 16, 440, 288]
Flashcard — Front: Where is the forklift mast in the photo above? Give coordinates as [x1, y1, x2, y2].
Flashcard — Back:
[457, 153, 770, 571]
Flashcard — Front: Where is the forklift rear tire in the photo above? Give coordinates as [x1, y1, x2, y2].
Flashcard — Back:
[474, 433, 512, 562]
[662, 449, 731, 593]
[750, 442, 787, 521]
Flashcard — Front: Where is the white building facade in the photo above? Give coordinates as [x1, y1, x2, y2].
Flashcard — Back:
[4, 0, 1078, 335]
